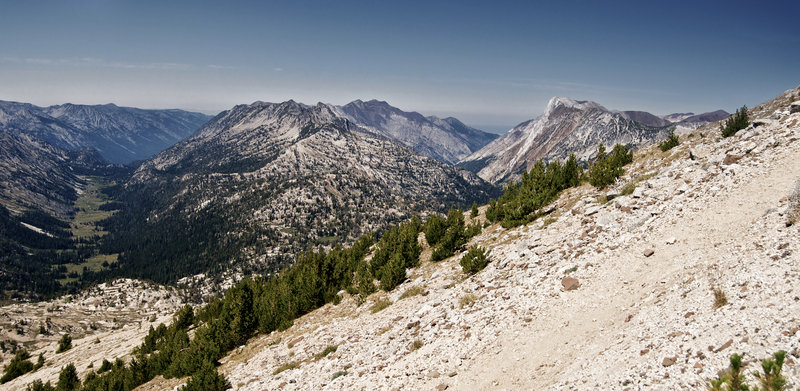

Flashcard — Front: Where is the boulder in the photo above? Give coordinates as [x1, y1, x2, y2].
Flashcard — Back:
[790, 100, 800, 114]
[561, 277, 580, 291]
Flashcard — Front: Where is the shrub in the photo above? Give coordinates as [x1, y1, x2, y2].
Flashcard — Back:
[658, 130, 680, 152]
[586, 144, 633, 189]
[410, 339, 423, 351]
[709, 351, 787, 391]
[471, 202, 479, 218]
[331, 370, 348, 380]
[1, 349, 34, 384]
[721, 106, 749, 137]
[460, 245, 490, 275]
[56, 334, 72, 353]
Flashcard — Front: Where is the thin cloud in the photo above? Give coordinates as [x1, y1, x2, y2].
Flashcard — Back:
[273, 67, 284, 72]
[208, 64, 235, 69]
[1, 56, 191, 70]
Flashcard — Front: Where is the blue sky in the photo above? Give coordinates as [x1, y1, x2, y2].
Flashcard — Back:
[1, 0, 798, 131]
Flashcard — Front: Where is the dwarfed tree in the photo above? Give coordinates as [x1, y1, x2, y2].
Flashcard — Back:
[1, 349, 34, 384]
[460, 245, 490, 275]
[721, 106, 749, 137]
[56, 363, 80, 391]
[56, 334, 72, 354]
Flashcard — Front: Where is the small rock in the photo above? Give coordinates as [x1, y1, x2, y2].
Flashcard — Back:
[436, 384, 449, 391]
[643, 249, 655, 257]
[790, 100, 800, 114]
[427, 370, 440, 378]
[723, 154, 742, 165]
[662, 356, 677, 367]
[684, 311, 695, 318]
[714, 339, 733, 353]
[447, 371, 457, 377]
[666, 237, 676, 245]
[561, 277, 580, 291]
[585, 206, 601, 216]
[640, 349, 650, 356]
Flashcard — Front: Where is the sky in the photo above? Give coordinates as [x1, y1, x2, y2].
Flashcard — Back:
[1, 0, 798, 132]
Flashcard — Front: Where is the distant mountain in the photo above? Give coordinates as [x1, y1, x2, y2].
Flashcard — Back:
[677, 110, 730, 124]
[0, 132, 108, 218]
[622, 111, 672, 127]
[661, 112, 695, 123]
[0, 100, 211, 163]
[103, 100, 498, 284]
[337, 99, 497, 164]
[659, 110, 730, 125]
[460, 97, 675, 184]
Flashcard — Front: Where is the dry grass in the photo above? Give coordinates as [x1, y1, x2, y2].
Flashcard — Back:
[370, 298, 392, 314]
[399, 285, 425, 300]
[713, 288, 728, 309]
[459, 293, 478, 309]
[273, 361, 299, 375]
[409, 339, 423, 351]
[314, 345, 338, 360]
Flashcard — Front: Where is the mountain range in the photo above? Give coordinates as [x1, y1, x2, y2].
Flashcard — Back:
[337, 99, 497, 163]
[103, 100, 499, 285]
[460, 97, 728, 183]
[0, 100, 212, 163]
[0, 94, 730, 298]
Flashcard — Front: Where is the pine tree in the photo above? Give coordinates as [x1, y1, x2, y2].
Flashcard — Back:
[55, 363, 80, 391]
[721, 106, 749, 137]
[56, 334, 72, 353]
[1, 349, 34, 384]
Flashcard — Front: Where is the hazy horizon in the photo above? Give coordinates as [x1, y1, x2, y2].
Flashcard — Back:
[1, 0, 798, 130]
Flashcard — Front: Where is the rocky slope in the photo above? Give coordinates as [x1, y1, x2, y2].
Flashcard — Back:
[0, 100, 211, 163]
[5, 88, 796, 390]
[461, 98, 727, 185]
[188, 86, 796, 390]
[106, 100, 498, 286]
[338, 99, 497, 164]
[0, 279, 187, 390]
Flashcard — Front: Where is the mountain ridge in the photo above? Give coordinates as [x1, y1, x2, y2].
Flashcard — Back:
[461, 96, 728, 184]
[0, 100, 212, 163]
